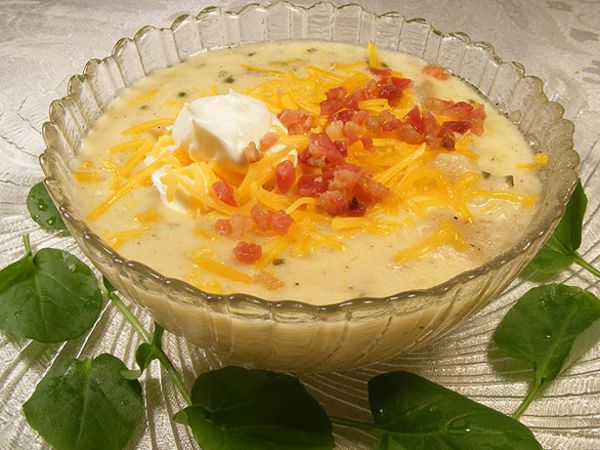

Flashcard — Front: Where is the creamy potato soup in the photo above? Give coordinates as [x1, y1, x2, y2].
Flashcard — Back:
[73, 41, 544, 305]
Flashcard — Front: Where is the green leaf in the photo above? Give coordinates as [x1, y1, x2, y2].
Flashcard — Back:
[27, 181, 67, 233]
[527, 181, 586, 275]
[368, 371, 542, 450]
[174, 366, 334, 450]
[0, 243, 102, 342]
[23, 353, 143, 450]
[494, 284, 600, 417]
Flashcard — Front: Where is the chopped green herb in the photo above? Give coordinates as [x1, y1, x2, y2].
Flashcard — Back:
[273, 258, 285, 266]
[482, 171, 491, 179]
[505, 175, 514, 187]
[306, 47, 317, 53]
[140, 104, 149, 110]
[224, 75, 235, 84]
[247, 51, 256, 57]
[177, 91, 187, 98]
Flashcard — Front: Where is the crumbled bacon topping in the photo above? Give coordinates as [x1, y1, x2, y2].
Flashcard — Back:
[422, 64, 449, 80]
[259, 131, 280, 151]
[243, 141, 262, 163]
[214, 218, 232, 236]
[251, 205, 294, 235]
[212, 181, 236, 206]
[277, 109, 313, 135]
[275, 160, 295, 194]
[233, 241, 262, 264]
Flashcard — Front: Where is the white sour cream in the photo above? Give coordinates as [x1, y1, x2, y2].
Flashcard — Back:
[171, 90, 283, 165]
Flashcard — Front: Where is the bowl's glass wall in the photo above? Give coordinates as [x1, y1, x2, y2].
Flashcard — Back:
[40, 2, 578, 371]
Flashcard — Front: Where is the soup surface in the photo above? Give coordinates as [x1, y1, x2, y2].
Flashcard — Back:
[73, 41, 544, 305]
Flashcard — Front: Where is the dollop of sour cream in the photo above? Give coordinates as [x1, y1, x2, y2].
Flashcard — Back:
[150, 90, 292, 213]
[171, 90, 283, 165]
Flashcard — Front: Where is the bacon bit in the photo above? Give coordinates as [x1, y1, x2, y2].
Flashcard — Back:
[379, 110, 402, 131]
[233, 241, 262, 264]
[297, 174, 329, 197]
[230, 214, 251, 239]
[361, 135, 373, 151]
[303, 132, 344, 167]
[355, 174, 390, 202]
[363, 79, 380, 99]
[275, 160, 295, 194]
[396, 122, 425, 145]
[278, 109, 313, 135]
[214, 218, 232, 236]
[404, 106, 425, 134]
[328, 164, 362, 192]
[243, 141, 262, 163]
[259, 131, 280, 151]
[368, 67, 392, 79]
[379, 84, 403, 107]
[423, 110, 441, 140]
[440, 121, 470, 136]
[251, 205, 271, 231]
[423, 97, 486, 137]
[348, 196, 367, 216]
[270, 210, 294, 234]
[325, 120, 344, 140]
[331, 109, 354, 123]
[352, 110, 368, 125]
[365, 115, 381, 131]
[251, 205, 293, 234]
[343, 121, 360, 143]
[422, 64, 449, 80]
[469, 104, 486, 136]
[212, 181, 237, 206]
[319, 190, 348, 216]
[252, 270, 284, 290]
[320, 86, 348, 116]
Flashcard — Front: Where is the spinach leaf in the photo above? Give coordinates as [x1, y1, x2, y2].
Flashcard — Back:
[368, 371, 542, 450]
[174, 366, 334, 450]
[27, 181, 67, 233]
[494, 284, 600, 418]
[527, 182, 600, 277]
[0, 236, 102, 342]
[23, 353, 143, 450]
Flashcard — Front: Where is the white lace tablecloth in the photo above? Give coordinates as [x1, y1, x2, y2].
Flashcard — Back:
[1, 1, 599, 449]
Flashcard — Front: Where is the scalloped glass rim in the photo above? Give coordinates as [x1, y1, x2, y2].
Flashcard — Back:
[39, 2, 578, 316]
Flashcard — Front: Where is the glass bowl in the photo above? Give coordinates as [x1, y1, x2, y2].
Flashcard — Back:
[39, 1, 579, 372]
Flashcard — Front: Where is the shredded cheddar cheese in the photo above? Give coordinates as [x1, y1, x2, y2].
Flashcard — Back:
[80, 42, 544, 292]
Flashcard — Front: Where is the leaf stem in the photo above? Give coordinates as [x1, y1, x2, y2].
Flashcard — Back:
[106, 290, 192, 405]
[23, 234, 32, 255]
[329, 416, 377, 433]
[512, 380, 543, 420]
[574, 252, 600, 278]
[106, 290, 151, 343]
[155, 350, 192, 405]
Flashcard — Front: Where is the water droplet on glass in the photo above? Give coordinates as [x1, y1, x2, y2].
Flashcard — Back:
[45, 217, 56, 226]
[545, 334, 552, 340]
[37, 200, 48, 211]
